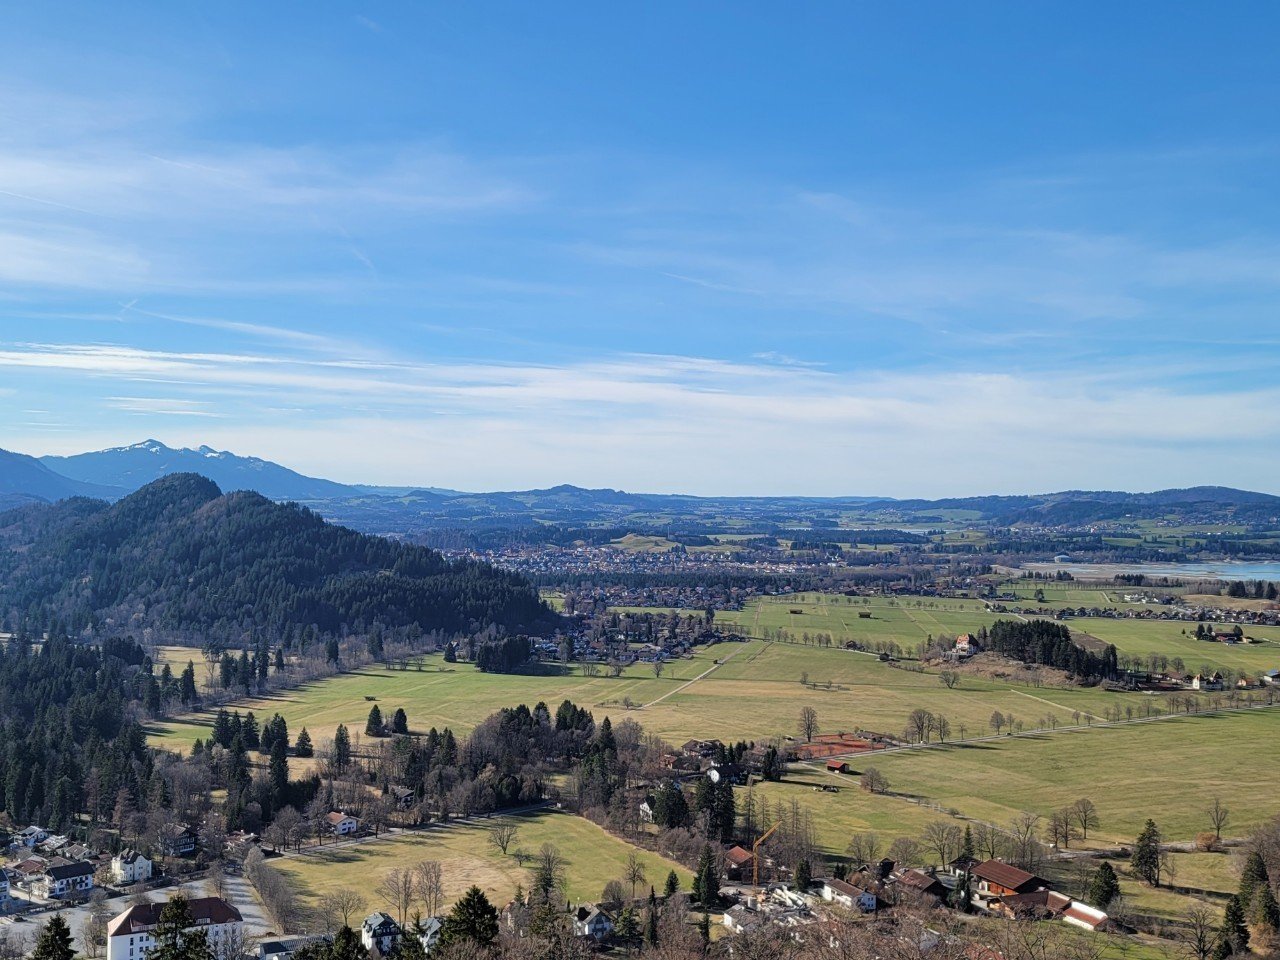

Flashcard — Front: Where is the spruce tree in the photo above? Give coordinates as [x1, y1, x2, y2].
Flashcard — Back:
[392, 708, 409, 735]
[961, 824, 975, 861]
[440, 886, 499, 946]
[1252, 883, 1280, 932]
[334, 724, 351, 769]
[366, 705, 384, 737]
[295, 727, 313, 757]
[1239, 850, 1270, 905]
[664, 869, 680, 897]
[1222, 894, 1250, 954]
[1131, 819, 1163, 886]
[31, 915, 75, 960]
[1087, 861, 1120, 909]
[794, 858, 812, 890]
[149, 895, 215, 960]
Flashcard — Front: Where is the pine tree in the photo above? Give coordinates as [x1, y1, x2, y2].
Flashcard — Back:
[794, 858, 812, 891]
[149, 895, 215, 960]
[179, 661, 198, 705]
[1087, 861, 1120, 909]
[31, 914, 75, 960]
[334, 725, 351, 769]
[961, 824, 975, 861]
[269, 736, 289, 808]
[664, 870, 680, 898]
[1222, 894, 1250, 954]
[693, 844, 718, 904]
[1131, 819, 1163, 886]
[392, 708, 409, 735]
[1252, 883, 1280, 932]
[366, 705, 384, 737]
[295, 727, 314, 758]
[1239, 850, 1270, 905]
[440, 886, 499, 946]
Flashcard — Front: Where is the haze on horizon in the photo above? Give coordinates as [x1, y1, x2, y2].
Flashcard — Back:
[1, 3, 1278, 499]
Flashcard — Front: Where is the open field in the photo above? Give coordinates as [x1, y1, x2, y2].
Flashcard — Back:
[273, 808, 691, 910]
[1074, 617, 1280, 674]
[712, 593, 994, 649]
[844, 708, 1280, 843]
[149, 650, 717, 752]
[151, 637, 1132, 754]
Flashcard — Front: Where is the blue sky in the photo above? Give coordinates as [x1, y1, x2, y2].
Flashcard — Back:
[1, 3, 1278, 496]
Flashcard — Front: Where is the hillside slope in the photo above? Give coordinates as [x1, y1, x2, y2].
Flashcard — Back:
[0, 474, 552, 641]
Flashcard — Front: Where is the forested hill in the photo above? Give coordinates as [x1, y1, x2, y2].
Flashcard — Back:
[0, 474, 553, 643]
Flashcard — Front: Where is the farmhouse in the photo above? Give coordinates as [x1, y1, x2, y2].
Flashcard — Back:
[106, 896, 243, 960]
[893, 868, 949, 903]
[157, 824, 198, 858]
[573, 905, 614, 940]
[971, 860, 1049, 907]
[326, 812, 360, 836]
[826, 760, 851, 774]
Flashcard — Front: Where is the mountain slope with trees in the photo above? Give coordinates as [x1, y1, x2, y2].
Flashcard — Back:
[0, 474, 553, 643]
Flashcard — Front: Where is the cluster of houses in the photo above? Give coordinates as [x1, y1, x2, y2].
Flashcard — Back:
[717, 856, 1110, 941]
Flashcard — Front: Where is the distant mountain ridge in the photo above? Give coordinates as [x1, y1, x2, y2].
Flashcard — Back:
[1, 440, 1277, 532]
[42, 439, 358, 501]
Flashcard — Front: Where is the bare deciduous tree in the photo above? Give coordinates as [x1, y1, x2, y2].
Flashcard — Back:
[1070, 798, 1099, 841]
[624, 851, 647, 900]
[414, 860, 445, 918]
[798, 706, 819, 742]
[846, 832, 881, 867]
[320, 888, 365, 931]
[375, 867, 417, 927]
[1208, 797, 1229, 840]
[488, 822, 520, 856]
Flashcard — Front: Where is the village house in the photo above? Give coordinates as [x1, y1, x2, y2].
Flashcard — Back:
[106, 896, 243, 960]
[638, 795, 657, 824]
[360, 912, 402, 955]
[157, 824, 198, 858]
[112, 850, 153, 885]
[893, 868, 949, 904]
[723, 845, 755, 882]
[326, 812, 360, 837]
[955, 634, 978, 657]
[971, 860, 1050, 908]
[257, 936, 330, 960]
[416, 916, 444, 953]
[0, 868, 11, 911]
[990, 889, 1111, 932]
[1191, 672, 1225, 691]
[573, 905, 614, 940]
[14, 826, 48, 848]
[389, 786, 416, 811]
[818, 877, 879, 913]
[34, 860, 95, 899]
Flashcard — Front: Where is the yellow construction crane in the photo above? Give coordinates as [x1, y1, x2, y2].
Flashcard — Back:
[752, 820, 782, 887]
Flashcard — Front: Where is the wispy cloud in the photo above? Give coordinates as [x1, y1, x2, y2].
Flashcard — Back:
[4, 339, 1279, 495]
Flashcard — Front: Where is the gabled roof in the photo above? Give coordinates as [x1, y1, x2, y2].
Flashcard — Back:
[45, 860, 95, 881]
[724, 845, 754, 867]
[362, 911, 400, 931]
[107, 897, 243, 938]
[326, 812, 356, 825]
[973, 860, 1045, 893]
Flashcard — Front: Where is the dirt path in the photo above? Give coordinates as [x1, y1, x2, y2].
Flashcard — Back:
[640, 642, 752, 709]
